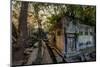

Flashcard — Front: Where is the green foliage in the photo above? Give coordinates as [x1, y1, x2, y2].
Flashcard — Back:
[47, 5, 96, 27]
[47, 14, 61, 24]
[12, 1, 96, 32]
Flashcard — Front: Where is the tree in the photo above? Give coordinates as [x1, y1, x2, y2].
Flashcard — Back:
[46, 4, 96, 28]
[13, 1, 29, 65]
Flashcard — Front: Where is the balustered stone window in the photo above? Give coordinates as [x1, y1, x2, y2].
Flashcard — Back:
[85, 31, 88, 35]
[79, 31, 83, 35]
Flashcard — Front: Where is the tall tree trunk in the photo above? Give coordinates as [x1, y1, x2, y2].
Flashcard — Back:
[13, 1, 29, 65]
